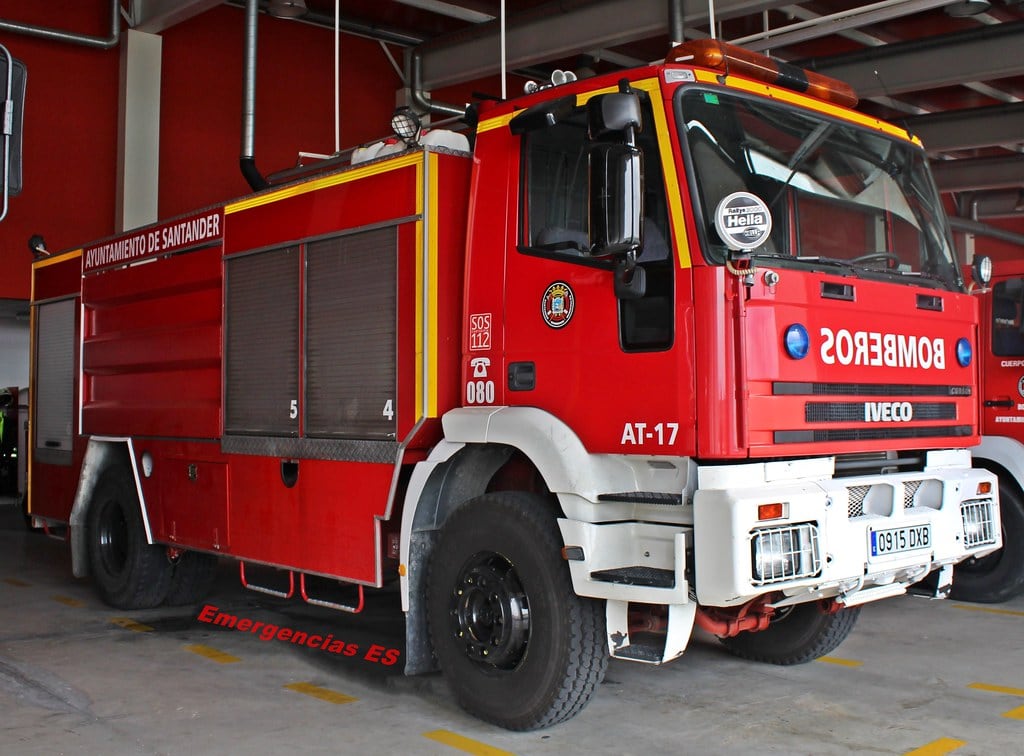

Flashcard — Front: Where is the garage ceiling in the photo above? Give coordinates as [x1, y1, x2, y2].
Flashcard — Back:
[60, 1, 1024, 224]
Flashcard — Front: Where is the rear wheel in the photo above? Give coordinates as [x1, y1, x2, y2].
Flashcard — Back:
[718, 602, 860, 664]
[949, 483, 1024, 603]
[87, 466, 172, 609]
[426, 491, 607, 730]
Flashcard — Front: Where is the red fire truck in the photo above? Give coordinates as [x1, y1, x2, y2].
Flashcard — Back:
[27, 40, 1001, 730]
[960, 258, 1024, 602]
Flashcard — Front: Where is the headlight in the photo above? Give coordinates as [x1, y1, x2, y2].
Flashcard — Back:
[751, 523, 821, 584]
[961, 500, 997, 548]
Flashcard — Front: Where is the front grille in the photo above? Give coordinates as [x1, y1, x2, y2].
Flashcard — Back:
[904, 480, 923, 509]
[776, 425, 972, 443]
[961, 499, 998, 548]
[848, 485, 869, 518]
[774, 382, 971, 397]
[805, 402, 956, 423]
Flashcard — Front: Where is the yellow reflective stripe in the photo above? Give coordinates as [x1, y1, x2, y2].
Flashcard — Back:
[225, 152, 423, 214]
[426, 153, 440, 418]
[692, 69, 917, 143]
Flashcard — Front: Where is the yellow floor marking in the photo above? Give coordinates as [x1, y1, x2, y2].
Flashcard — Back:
[51, 595, 84, 607]
[422, 730, 515, 756]
[284, 682, 358, 705]
[184, 644, 241, 664]
[817, 655, 863, 667]
[968, 682, 1024, 697]
[903, 737, 966, 756]
[953, 604, 1024, 618]
[1002, 705, 1024, 720]
[110, 617, 154, 633]
[2, 578, 30, 587]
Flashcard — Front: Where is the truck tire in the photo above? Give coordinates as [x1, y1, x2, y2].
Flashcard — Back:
[718, 602, 860, 664]
[949, 483, 1024, 603]
[87, 466, 172, 609]
[164, 551, 220, 606]
[426, 491, 608, 730]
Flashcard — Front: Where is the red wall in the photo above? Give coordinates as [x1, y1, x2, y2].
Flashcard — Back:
[0, 5, 402, 300]
[0, 5, 119, 300]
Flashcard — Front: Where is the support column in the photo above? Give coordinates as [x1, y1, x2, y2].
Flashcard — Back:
[116, 28, 161, 232]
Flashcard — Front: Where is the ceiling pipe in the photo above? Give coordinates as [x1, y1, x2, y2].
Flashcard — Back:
[240, 0, 268, 192]
[948, 216, 1024, 247]
[0, 0, 122, 49]
[669, 0, 686, 46]
[408, 49, 472, 120]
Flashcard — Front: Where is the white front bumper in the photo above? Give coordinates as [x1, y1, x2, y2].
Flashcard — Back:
[693, 450, 1001, 607]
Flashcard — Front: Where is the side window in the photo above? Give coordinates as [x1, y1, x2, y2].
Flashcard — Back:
[521, 116, 591, 254]
[992, 279, 1024, 357]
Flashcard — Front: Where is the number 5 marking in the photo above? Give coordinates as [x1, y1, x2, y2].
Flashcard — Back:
[289, 399, 298, 419]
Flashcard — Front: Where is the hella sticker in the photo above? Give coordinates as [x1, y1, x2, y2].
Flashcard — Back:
[714, 192, 772, 251]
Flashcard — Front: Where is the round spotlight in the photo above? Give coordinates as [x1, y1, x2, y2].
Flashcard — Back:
[784, 324, 810, 360]
[973, 255, 992, 287]
[390, 107, 421, 143]
[956, 337, 973, 367]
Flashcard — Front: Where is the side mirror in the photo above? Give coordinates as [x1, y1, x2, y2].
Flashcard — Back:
[589, 143, 642, 257]
[588, 93, 642, 137]
[1, 46, 26, 222]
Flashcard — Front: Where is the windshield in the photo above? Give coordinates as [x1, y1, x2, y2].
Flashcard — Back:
[677, 88, 962, 289]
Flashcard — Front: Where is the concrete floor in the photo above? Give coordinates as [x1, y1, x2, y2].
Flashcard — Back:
[1, 496, 1022, 756]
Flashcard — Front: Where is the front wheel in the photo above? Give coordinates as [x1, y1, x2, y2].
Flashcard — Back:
[87, 465, 173, 609]
[949, 483, 1024, 603]
[426, 492, 607, 730]
[718, 602, 860, 664]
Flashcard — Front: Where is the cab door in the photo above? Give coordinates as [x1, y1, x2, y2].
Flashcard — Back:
[981, 274, 1024, 437]
[498, 90, 696, 456]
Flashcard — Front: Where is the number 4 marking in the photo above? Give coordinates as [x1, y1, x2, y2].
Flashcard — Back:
[382, 399, 394, 421]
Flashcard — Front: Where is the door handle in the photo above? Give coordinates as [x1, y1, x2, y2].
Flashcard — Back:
[984, 399, 1014, 408]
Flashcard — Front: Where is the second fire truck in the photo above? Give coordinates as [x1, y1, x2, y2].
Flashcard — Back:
[27, 40, 1000, 729]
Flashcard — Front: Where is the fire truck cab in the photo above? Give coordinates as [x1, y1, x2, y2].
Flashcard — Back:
[963, 258, 1024, 602]
[28, 41, 1001, 730]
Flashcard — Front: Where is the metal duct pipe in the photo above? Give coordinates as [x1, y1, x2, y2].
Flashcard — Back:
[669, 0, 685, 46]
[409, 49, 470, 120]
[949, 216, 1024, 248]
[240, 0, 268, 192]
[0, 0, 121, 49]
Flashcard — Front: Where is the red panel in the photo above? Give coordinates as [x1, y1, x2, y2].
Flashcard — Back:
[81, 246, 223, 439]
[32, 254, 83, 302]
[139, 438, 392, 583]
[223, 159, 419, 254]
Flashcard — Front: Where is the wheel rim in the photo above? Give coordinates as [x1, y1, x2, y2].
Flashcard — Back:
[96, 499, 130, 578]
[450, 551, 530, 670]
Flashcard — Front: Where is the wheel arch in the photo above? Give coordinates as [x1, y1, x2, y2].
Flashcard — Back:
[973, 436, 1024, 500]
[69, 438, 148, 578]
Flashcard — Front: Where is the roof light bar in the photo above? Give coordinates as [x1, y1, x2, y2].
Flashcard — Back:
[668, 39, 858, 109]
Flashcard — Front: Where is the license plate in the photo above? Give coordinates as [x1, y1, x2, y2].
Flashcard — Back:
[870, 524, 931, 557]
